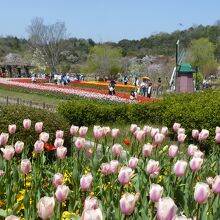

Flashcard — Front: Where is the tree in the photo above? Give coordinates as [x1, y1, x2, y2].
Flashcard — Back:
[186, 38, 218, 77]
[27, 17, 66, 73]
[84, 45, 122, 80]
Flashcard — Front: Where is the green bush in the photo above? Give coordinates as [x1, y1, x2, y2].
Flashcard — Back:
[0, 105, 71, 152]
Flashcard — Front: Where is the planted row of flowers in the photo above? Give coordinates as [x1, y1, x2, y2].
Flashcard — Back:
[0, 120, 220, 219]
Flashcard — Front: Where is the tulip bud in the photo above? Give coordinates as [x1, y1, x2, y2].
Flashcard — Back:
[142, 143, 153, 157]
[187, 144, 198, 157]
[136, 130, 146, 142]
[194, 182, 210, 204]
[173, 160, 187, 177]
[23, 119, 31, 129]
[216, 126, 220, 134]
[0, 133, 9, 145]
[54, 138, 64, 148]
[118, 166, 133, 185]
[35, 122, 43, 133]
[149, 184, 163, 202]
[83, 208, 103, 220]
[151, 128, 159, 138]
[8, 124, 16, 134]
[212, 175, 220, 194]
[198, 129, 209, 142]
[39, 132, 49, 143]
[161, 127, 168, 136]
[101, 163, 111, 176]
[34, 140, 44, 153]
[52, 173, 64, 188]
[154, 133, 165, 145]
[177, 128, 185, 134]
[80, 173, 93, 191]
[128, 157, 139, 169]
[55, 185, 69, 202]
[56, 130, 64, 139]
[84, 196, 99, 210]
[174, 215, 191, 220]
[215, 133, 220, 143]
[5, 215, 20, 220]
[192, 129, 199, 139]
[1, 145, 15, 160]
[178, 133, 187, 144]
[37, 196, 55, 220]
[157, 197, 177, 220]
[146, 159, 160, 178]
[0, 170, 4, 176]
[14, 141, 24, 154]
[75, 137, 86, 150]
[93, 126, 103, 140]
[173, 123, 181, 132]
[168, 145, 178, 158]
[111, 128, 119, 139]
[102, 126, 111, 136]
[112, 143, 123, 157]
[110, 160, 119, 174]
[206, 177, 214, 186]
[70, 125, 79, 135]
[120, 192, 140, 216]
[56, 146, 67, 160]
[190, 157, 203, 172]
[20, 159, 32, 174]
[193, 150, 204, 158]
[79, 126, 88, 137]
[130, 124, 138, 134]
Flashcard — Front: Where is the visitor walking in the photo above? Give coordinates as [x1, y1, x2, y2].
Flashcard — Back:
[147, 83, 153, 98]
[108, 80, 116, 95]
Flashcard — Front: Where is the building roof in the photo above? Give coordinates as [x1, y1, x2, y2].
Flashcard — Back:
[177, 63, 194, 73]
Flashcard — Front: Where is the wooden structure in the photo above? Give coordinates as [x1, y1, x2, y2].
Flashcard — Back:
[0, 53, 33, 77]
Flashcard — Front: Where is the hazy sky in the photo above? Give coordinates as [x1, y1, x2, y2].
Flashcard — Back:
[0, 0, 219, 42]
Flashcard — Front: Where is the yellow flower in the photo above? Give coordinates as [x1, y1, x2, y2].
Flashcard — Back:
[62, 211, 80, 220]
[89, 191, 95, 196]
[157, 175, 163, 183]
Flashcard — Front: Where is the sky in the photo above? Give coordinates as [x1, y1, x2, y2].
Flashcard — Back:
[0, 0, 219, 42]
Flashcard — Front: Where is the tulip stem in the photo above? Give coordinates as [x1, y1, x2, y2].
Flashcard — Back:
[196, 204, 200, 220]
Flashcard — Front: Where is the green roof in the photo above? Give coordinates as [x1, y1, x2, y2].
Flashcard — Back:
[177, 63, 194, 73]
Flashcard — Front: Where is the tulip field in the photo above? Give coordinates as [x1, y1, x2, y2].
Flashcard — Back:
[0, 120, 220, 219]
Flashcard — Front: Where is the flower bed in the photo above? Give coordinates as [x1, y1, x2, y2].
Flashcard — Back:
[0, 119, 220, 219]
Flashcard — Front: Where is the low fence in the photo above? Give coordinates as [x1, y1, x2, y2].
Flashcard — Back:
[0, 96, 56, 112]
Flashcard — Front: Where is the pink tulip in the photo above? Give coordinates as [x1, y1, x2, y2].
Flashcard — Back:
[82, 208, 103, 220]
[37, 196, 55, 220]
[111, 128, 119, 139]
[70, 125, 79, 135]
[128, 157, 139, 169]
[110, 160, 119, 174]
[215, 133, 220, 143]
[75, 137, 86, 150]
[190, 157, 203, 172]
[178, 133, 187, 144]
[216, 126, 220, 134]
[84, 196, 99, 210]
[54, 138, 64, 148]
[206, 177, 214, 186]
[0, 170, 4, 176]
[177, 128, 185, 134]
[112, 143, 123, 157]
[212, 175, 220, 194]
[157, 197, 177, 220]
[23, 119, 31, 129]
[168, 145, 178, 158]
[5, 215, 20, 220]
[102, 127, 111, 136]
[35, 122, 43, 133]
[1, 145, 15, 160]
[133, 127, 140, 137]
[52, 173, 64, 188]
[198, 129, 209, 142]
[161, 127, 168, 136]
[151, 128, 159, 138]
[14, 141, 24, 154]
[34, 140, 44, 153]
[174, 216, 191, 220]
[143, 125, 151, 134]
[194, 182, 210, 204]
[80, 173, 93, 191]
[8, 124, 16, 134]
[55, 185, 69, 202]
[193, 150, 204, 158]
[118, 166, 134, 185]
[173, 122, 181, 132]
[154, 133, 165, 145]
[136, 130, 146, 142]
[20, 159, 32, 174]
[56, 130, 64, 139]
[120, 192, 140, 216]
[146, 159, 160, 178]
[93, 126, 103, 140]
[149, 184, 163, 202]
[187, 144, 198, 157]
[173, 160, 188, 177]
[130, 124, 138, 134]
[142, 143, 153, 157]
[192, 129, 199, 139]
[101, 163, 111, 176]
[79, 126, 88, 137]
[56, 146, 67, 159]
[39, 132, 49, 143]
[0, 133, 9, 145]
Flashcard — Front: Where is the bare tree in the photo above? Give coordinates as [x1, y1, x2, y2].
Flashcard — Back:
[27, 17, 66, 73]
